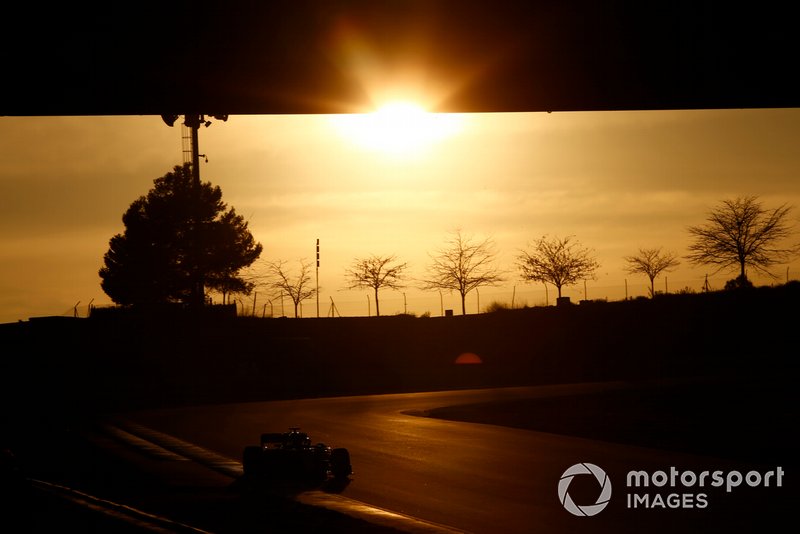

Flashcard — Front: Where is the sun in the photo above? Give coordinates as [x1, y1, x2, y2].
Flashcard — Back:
[330, 101, 464, 157]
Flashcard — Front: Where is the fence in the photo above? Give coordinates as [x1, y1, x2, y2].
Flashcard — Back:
[228, 272, 797, 318]
[58, 271, 795, 321]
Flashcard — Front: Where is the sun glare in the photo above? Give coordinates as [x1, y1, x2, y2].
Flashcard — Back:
[330, 101, 464, 157]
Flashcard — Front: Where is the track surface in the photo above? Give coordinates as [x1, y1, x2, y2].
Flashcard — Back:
[112, 381, 794, 533]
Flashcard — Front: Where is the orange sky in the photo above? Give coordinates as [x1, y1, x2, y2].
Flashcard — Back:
[1, 108, 799, 322]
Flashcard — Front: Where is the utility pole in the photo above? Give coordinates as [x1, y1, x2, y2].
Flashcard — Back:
[316, 239, 320, 318]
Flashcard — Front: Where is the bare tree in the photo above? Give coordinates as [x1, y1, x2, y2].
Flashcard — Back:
[345, 255, 408, 317]
[686, 196, 798, 283]
[624, 247, 680, 298]
[517, 235, 599, 299]
[421, 229, 504, 315]
[265, 259, 318, 317]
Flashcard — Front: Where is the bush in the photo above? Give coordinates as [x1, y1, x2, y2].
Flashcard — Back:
[724, 275, 754, 291]
[484, 301, 511, 313]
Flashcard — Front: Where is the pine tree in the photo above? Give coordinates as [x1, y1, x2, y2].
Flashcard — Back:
[99, 163, 262, 306]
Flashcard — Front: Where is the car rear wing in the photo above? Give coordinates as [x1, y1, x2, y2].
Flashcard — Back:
[260, 433, 285, 448]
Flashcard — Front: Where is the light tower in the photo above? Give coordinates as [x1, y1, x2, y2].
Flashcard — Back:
[161, 114, 228, 306]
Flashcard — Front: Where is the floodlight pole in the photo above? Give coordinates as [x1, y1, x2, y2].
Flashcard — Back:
[190, 121, 204, 306]
[161, 113, 228, 308]
[191, 124, 201, 187]
[185, 116, 206, 308]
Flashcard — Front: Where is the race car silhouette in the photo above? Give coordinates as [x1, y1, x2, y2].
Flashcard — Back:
[242, 427, 352, 481]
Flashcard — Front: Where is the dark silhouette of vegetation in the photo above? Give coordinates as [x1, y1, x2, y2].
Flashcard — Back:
[687, 196, 798, 283]
[214, 275, 256, 306]
[624, 247, 680, 298]
[266, 259, 318, 318]
[517, 235, 599, 298]
[99, 164, 262, 306]
[724, 274, 755, 291]
[484, 301, 512, 313]
[345, 255, 408, 317]
[421, 230, 504, 315]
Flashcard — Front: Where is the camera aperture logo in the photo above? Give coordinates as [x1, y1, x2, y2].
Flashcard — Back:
[558, 463, 612, 516]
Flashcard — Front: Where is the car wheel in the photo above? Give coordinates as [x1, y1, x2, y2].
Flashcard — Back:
[330, 448, 352, 479]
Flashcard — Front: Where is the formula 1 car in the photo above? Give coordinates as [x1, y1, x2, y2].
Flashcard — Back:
[242, 427, 352, 481]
